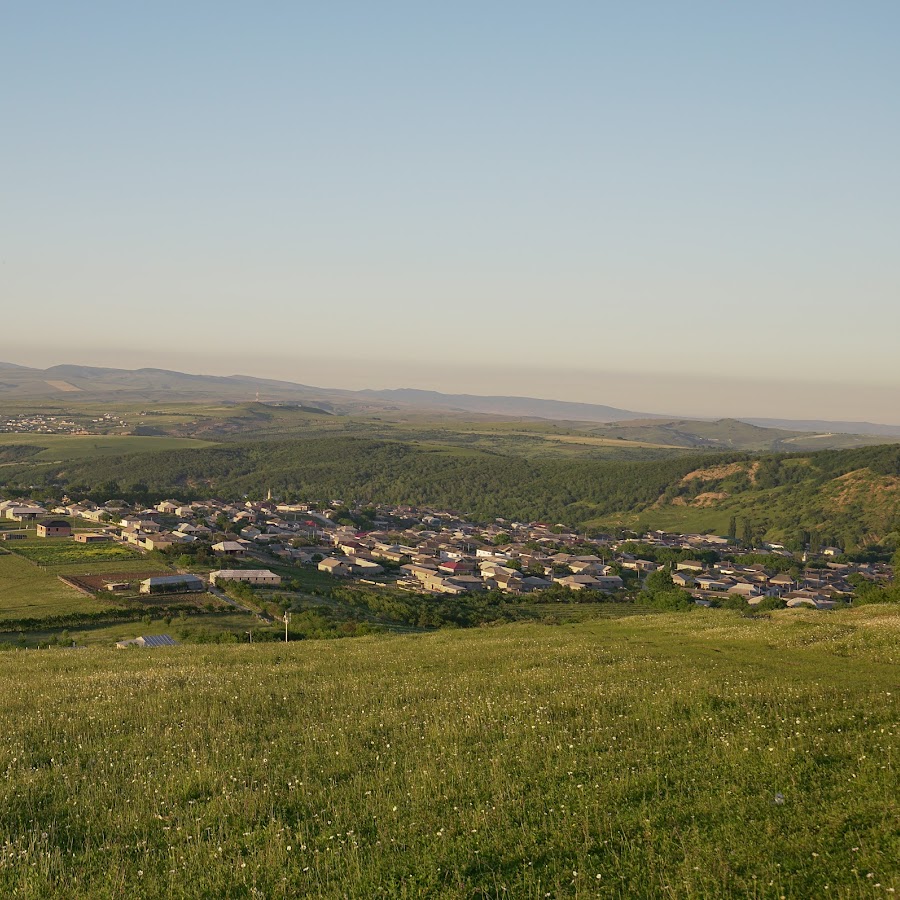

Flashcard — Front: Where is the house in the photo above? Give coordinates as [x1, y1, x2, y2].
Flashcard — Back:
[672, 572, 695, 588]
[822, 547, 842, 557]
[769, 573, 796, 592]
[142, 533, 180, 551]
[74, 532, 113, 543]
[212, 541, 249, 557]
[695, 575, 732, 592]
[345, 556, 384, 575]
[676, 560, 706, 573]
[519, 575, 552, 593]
[619, 559, 658, 573]
[209, 569, 281, 586]
[727, 582, 766, 599]
[556, 574, 604, 591]
[156, 500, 179, 514]
[138, 575, 205, 595]
[318, 558, 353, 577]
[36, 519, 72, 538]
[593, 575, 625, 592]
[4, 506, 46, 521]
[116, 634, 178, 649]
[786, 596, 838, 610]
[438, 558, 476, 576]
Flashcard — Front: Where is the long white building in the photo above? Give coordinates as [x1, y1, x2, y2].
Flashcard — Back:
[208, 569, 281, 586]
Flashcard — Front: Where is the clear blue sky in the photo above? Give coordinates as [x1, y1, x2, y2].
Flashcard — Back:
[2, 2, 899, 420]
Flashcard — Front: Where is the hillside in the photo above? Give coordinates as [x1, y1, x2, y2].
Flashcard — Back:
[4, 439, 900, 550]
[605, 448, 900, 548]
[585, 417, 890, 452]
[0, 610, 896, 897]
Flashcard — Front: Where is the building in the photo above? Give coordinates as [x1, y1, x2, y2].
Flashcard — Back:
[36, 519, 72, 538]
[212, 541, 248, 557]
[138, 575, 205, 595]
[4, 506, 46, 521]
[116, 634, 178, 649]
[74, 532, 113, 544]
[209, 569, 281, 586]
[318, 558, 353, 577]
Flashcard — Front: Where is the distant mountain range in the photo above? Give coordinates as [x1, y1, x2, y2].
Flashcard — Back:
[1, 361, 899, 438]
[357, 388, 658, 422]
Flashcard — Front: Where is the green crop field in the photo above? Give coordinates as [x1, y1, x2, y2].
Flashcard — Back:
[0, 553, 112, 620]
[12, 540, 142, 569]
[0, 606, 895, 898]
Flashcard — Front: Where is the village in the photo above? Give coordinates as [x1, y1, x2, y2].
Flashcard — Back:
[0, 492, 891, 612]
[0, 412, 127, 435]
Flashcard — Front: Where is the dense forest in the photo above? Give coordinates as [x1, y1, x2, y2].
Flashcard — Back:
[0, 438, 715, 523]
[1, 438, 899, 547]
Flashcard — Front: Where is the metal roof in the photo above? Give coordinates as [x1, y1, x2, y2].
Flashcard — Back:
[140, 634, 177, 648]
[141, 575, 204, 586]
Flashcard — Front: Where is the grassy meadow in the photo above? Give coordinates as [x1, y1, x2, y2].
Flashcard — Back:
[0, 553, 112, 621]
[0, 606, 895, 898]
[0, 433, 217, 461]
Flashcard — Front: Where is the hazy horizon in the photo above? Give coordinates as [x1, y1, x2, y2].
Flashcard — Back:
[3, 3, 898, 422]
[3, 350, 899, 426]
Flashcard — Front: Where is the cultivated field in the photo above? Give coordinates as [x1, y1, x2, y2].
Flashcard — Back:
[12, 540, 142, 569]
[0, 606, 895, 898]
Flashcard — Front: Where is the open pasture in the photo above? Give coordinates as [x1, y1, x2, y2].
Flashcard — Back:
[0, 606, 895, 898]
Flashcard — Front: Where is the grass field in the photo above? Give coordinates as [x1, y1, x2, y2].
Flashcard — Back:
[0, 433, 217, 461]
[0, 606, 895, 898]
[0, 553, 112, 620]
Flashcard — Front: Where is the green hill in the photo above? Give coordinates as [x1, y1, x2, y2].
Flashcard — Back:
[0, 609, 896, 898]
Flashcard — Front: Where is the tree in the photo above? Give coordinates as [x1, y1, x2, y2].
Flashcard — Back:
[645, 569, 675, 594]
[728, 516, 737, 541]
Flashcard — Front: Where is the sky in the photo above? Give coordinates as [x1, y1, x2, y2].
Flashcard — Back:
[2, 2, 899, 421]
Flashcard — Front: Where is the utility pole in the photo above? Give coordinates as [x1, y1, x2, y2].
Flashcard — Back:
[283, 612, 290, 643]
